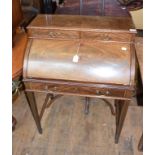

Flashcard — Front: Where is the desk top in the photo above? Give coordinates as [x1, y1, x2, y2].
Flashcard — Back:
[28, 14, 136, 33]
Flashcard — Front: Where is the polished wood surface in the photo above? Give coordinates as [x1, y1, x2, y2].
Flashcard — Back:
[115, 99, 130, 143]
[24, 91, 42, 133]
[24, 79, 132, 100]
[28, 15, 135, 32]
[25, 39, 131, 85]
[28, 28, 134, 42]
[23, 14, 136, 143]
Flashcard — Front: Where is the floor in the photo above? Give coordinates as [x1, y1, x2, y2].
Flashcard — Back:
[55, 0, 130, 16]
[13, 92, 142, 155]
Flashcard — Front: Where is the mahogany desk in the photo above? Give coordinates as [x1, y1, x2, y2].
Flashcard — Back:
[23, 14, 137, 143]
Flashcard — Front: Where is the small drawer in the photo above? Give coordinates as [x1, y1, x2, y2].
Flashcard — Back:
[81, 31, 132, 42]
[28, 29, 79, 40]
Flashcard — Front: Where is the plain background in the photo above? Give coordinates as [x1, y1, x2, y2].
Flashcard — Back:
[0, 0, 155, 154]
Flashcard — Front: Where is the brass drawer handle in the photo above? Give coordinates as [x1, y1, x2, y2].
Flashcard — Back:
[105, 90, 110, 95]
[49, 32, 61, 37]
[96, 90, 110, 95]
[53, 86, 57, 91]
[96, 90, 100, 95]
[49, 32, 56, 37]
[73, 87, 79, 92]
[96, 90, 104, 95]
[101, 34, 111, 41]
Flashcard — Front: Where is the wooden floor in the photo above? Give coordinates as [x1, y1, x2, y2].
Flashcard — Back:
[13, 92, 142, 155]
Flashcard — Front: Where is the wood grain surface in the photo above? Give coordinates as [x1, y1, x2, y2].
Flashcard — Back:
[25, 39, 131, 85]
[28, 15, 135, 33]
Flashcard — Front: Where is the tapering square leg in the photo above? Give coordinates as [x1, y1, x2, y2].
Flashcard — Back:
[24, 91, 42, 134]
[115, 100, 129, 143]
[138, 134, 143, 151]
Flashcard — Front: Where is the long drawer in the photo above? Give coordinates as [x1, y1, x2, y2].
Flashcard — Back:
[28, 29, 133, 42]
[25, 82, 132, 99]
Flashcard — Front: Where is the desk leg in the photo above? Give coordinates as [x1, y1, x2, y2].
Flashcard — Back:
[115, 100, 129, 143]
[25, 91, 42, 134]
[138, 134, 143, 151]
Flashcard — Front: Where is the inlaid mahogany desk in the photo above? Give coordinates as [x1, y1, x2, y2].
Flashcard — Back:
[23, 14, 137, 143]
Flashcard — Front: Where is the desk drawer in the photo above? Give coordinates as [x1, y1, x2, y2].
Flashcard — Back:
[28, 29, 79, 40]
[26, 82, 126, 99]
[81, 32, 132, 42]
[28, 29, 133, 42]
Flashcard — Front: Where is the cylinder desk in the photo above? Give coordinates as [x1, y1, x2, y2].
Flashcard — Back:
[23, 14, 137, 143]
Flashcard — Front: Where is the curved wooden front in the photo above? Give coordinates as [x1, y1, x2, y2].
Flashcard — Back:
[24, 39, 132, 85]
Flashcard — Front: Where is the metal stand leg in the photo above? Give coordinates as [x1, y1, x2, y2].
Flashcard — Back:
[115, 100, 129, 143]
[84, 97, 90, 114]
[25, 91, 42, 134]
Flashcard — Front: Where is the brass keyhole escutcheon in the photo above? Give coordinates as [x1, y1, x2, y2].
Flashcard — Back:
[53, 86, 57, 91]
[105, 90, 110, 95]
[49, 32, 55, 37]
[96, 90, 104, 95]
[45, 85, 48, 90]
